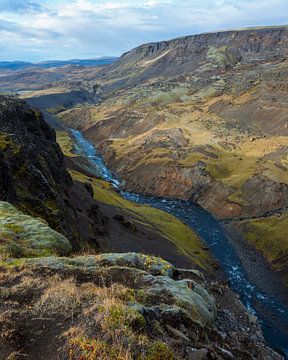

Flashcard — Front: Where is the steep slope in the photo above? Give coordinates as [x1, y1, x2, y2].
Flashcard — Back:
[0, 95, 106, 250]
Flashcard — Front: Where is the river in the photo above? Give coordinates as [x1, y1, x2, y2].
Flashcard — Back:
[71, 128, 288, 358]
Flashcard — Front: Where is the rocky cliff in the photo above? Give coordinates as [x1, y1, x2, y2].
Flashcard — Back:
[0, 95, 106, 250]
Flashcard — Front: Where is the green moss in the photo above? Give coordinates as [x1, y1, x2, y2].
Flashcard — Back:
[47, 106, 66, 114]
[227, 192, 249, 207]
[145, 341, 175, 360]
[0, 258, 26, 269]
[103, 304, 146, 331]
[179, 152, 205, 167]
[2, 241, 24, 258]
[0, 201, 72, 259]
[0, 133, 10, 150]
[56, 131, 78, 158]
[0, 133, 20, 154]
[128, 148, 173, 171]
[33, 109, 42, 121]
[4, 223, 24, 234]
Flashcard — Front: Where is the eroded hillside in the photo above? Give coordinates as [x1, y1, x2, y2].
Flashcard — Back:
[59, 27, 288, 219]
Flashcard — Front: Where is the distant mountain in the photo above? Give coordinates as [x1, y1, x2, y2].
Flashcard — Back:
[0, 61, 32, 71]
[0, 57, 118, 71]
[36, 57, 118, 68]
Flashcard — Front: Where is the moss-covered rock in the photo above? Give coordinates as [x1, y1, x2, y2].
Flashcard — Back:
[26, 252, 173, 276]
[0, 201, 72, 259]
[0, 252, 282, 360]
[26, 253, 215, 327]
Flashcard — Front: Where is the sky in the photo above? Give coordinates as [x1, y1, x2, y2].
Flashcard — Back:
[0, 0, 287, 62]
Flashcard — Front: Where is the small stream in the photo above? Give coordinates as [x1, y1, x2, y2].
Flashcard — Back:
[71, 128, 288, 358]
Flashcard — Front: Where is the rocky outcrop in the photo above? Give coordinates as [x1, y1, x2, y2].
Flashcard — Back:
[0, 201, 72, 259]
[0, 95, 105, 249]
[0, 253, 282, 359]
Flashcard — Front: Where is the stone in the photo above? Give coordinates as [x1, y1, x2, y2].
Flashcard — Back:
[189, 348, 208, 360]
[165, 324, 190, 342]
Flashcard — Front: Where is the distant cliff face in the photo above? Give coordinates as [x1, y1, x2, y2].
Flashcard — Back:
[100, 27, 288, 91]
[0, 95, 105, 249]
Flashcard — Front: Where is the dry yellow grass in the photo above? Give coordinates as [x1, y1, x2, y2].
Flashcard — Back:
[56, 131, 78, 158]
[19, 87, 71, 99]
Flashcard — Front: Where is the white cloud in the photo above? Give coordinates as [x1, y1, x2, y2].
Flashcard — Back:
[0, 0, 287, 61]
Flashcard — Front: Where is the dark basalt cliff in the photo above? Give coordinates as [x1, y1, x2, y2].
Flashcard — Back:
[0, 95, 105, 249]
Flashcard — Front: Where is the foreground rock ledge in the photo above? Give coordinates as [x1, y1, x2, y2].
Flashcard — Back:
[0, 253, 283, 359]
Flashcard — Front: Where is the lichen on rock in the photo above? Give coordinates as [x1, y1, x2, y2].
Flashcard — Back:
[0, 201, 72, 259]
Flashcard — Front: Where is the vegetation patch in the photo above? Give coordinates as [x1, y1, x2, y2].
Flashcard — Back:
[0, 254, 215, 359]
[237, 213, 288, 284]
[56, 131, 78, 158]
[0, 201, 72, 261]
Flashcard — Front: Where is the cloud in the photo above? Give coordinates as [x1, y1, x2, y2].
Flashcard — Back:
[0, 0, 48, 14]
[0, 0, 287, 61]
[0, 19, 19, 32]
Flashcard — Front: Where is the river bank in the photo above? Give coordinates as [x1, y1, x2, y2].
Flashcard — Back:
[70, 128, 288, 359]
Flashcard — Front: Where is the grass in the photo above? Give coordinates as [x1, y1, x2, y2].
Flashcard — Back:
[56, 131, 78, 158]
[179, 145, 257, 189]
[237, 213, 288, 284]
[0, 250, 216, 359]
[180, 137, 288, 192]
[19, 87, 71, 99]
[69, 170, 211, 269]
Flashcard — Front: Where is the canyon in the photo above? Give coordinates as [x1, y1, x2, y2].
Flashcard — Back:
[0, 26, 288, 359]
